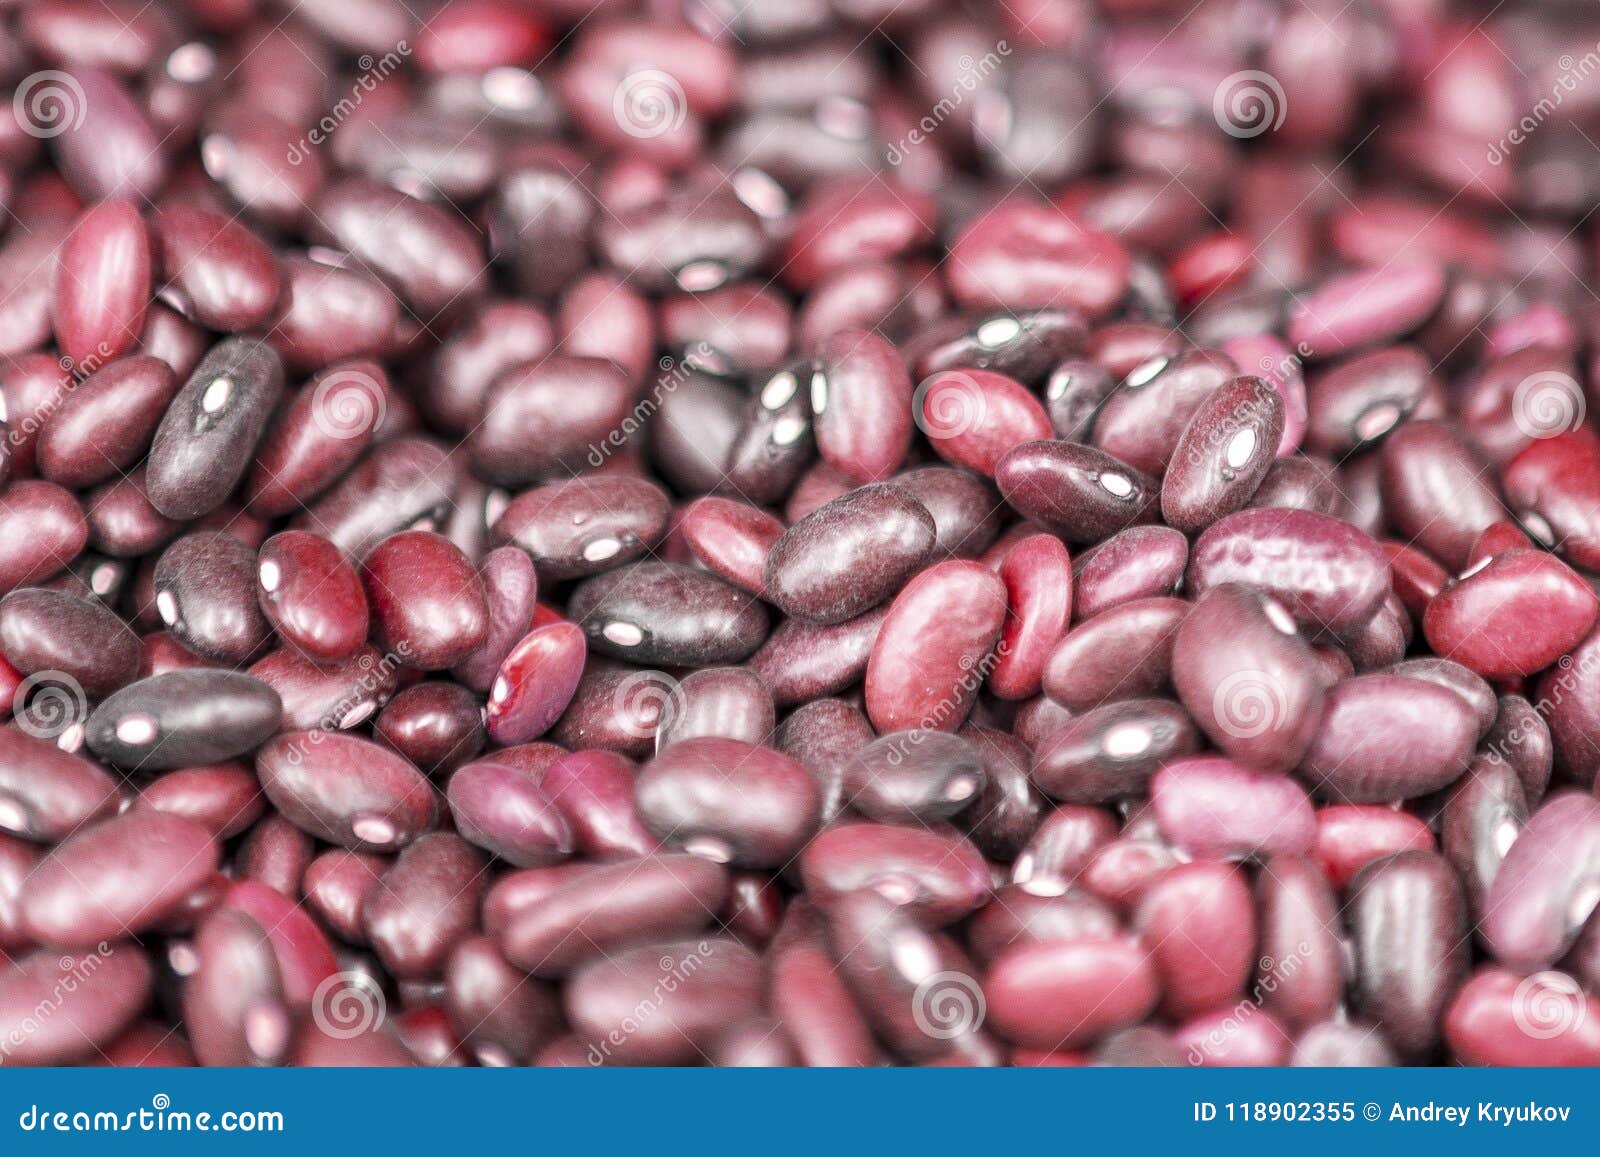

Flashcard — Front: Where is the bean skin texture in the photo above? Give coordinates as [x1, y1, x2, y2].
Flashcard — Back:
[363, 531, 489, 670]
[85, 670, 283, 771]
[1422, 549, 1598, 678]
[1297, 674, 1478, 803]
[254, 731, 439, 853]
[569, 562, 769, 667]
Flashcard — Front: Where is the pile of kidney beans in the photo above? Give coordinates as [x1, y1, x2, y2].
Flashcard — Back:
[1, 0, 1600, 1069]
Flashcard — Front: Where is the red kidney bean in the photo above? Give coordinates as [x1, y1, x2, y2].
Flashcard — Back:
[678, 497, 783, 596]
[1480, 792, 1600, 972]
[145, 336, 285, 521]
[151, 203, 282, 332]
[947, 201, 1130, 318]
[1043, 596, 1186, 711]
[958, 725, 1044, 861]
[139, 762, 263, 839]
[750, 606, 884, 708]
[153, 531, 271, 663]
[1305, 345, 1441, 455]
[801, 823, 988, 926]
[596, 187, 767, 294]
[635, 737, 818, 868]
[1423, 550, 1598, 679]
[721, 366, 815, 506]
[1010, 805, 1118, 896]
[36, 356, 174, 489]
[1315, 805, 1435, 890]
[1348, 850, 1467, 1058]
[312, 179, 486, 318]
[1501, 427, 1600, 570]
[0, 725, 119, 841]
[21, 809, 216, 947]
[569, 562, 768, 667]
[811, 330, 914, 483]
[484, 621, 585, 745]
[443, 935, 561, 1067]
[53, 199, 150, 367]
[968, 884, 1120, 966]
[243, 361, 391, 518]
[255, 730, 439, 852]
[181, 907, 291, 1067]
[565, 936, 760, 1066]
[1174, 583, 1327, 772]
[0, 480, 87, 595]
[269, 255, 398, 371]
[1135, 861, 1254, 1020]
[1381, 657, 1495, 740]
[254, 530, 369, 661]
[767, 904, 879, 1067]
[215, 879, 337, 1007]
[1379, 420, 1506, 571]
[916, 369, 1054, 478]
[1071, 526, 1187, 619]
[984, 933, 1157, 1050]
[775, 699, 870, 828]
[0, 944, 152, 1064]
[1041, 358, 1116, 444]
[54, 67, 165, 201]
[1298, 674, 1477, 803]
[1161, 375, 1284, 533]
[374, 682, 484, 776]
[1288, 263, 1446, 359]
[1482, 693, 1553, 804]
[1255, 855, 1344, 1030]
[654, 667, 772, 750]
[236, 812, 312, 897]
[891, 466, 1003, 559]
[1151, 756, 1316, 860]
[865, 559, 1006, 734]
[450, 547, 537, 694]
[1187, 508, 1391, 639]
[1441, 756, 1528, 915]
[363, 530, 488, 670]
[534, 749, 654, 861]
[841, 730, 985, 824]
[990, 534, 1071, 701]
[446, 757, 571, 868]
[84, 669, 281, 770]
[765, 484, 935, 626]
[498, 854, 725, 977]
[301, 849, 385, 945]
[0, 587, 138, 696]
[362, 833, 484, 981]
[248, 645, 396, 733]
[492, 475, 671, 581]
[1444, 966, 1600, 1066]
[997, 440, 1157, 544]
[1033, 699, 1201, 804]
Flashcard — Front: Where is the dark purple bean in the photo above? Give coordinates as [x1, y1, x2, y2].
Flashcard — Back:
[596, 187, 767, 294]
[243, 360, 390, 518]
[154, 531, 271, 663]
[375, 682, 484, 776]
[85, 670, 281, 770]
[0, 587, 138, 695]
[1482, 693, 1553, 804]
[270, 255, 398, 371]
[1032, 699, 1202, 804]
[255, 730, 439, 852]
[996, 440, 1158, 543]
[958, 725, 1044, 861]
[888, 466, 1002, 559]
[1347, 850, 1467, 1058]
[569, 562, 768, 667]
[1480, 792, 1600, 971]
[843, 729, 985, 824]
[1187, 507, 1391, 638]
[447, 758, 572, 868]
[565, 937, 761, 1066]
[146, 336, 285, 521]
[775, 699, 871, 829]
[444, 936, 562, 1067]
[471, 357, 637, 487]
[1172, 583, 1326, 771]
[21, 810, 217, 946]
[800, 822, 989, 926]
[247, 645, 396, 733]
[1011, 806, 1118, 896]
[750, 606, 885, 710]
[635, 737, 818, 868]
[721, 365, 815, 506]
[496, 477, 672, 584]
[1298, 674, 1477, 802]
[1251, 455, 1343, 515]
[1043, 596, 1186, 711]
[362, 833, 484, 981]
[1161, 375, 1284, 532]
[1441, 756, 1528, 914]
[765, 484, 935, 625]
[1092, 349, 1237, 476]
